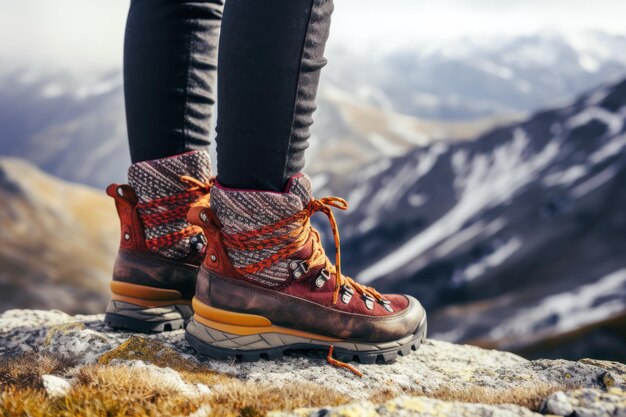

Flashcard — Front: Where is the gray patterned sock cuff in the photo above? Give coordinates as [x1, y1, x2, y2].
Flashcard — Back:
[210, 174, 313, 286]
[128, 150, 212, 203]
[128, 150, 212, 260]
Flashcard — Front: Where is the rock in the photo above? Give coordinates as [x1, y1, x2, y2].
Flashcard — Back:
[41, 374, 71, 398]
[182, 405, 213, 417]
[543, 388, 626, 417]
[579, 358, 626, 389]
[543, 391, 575, 416]
[272, 396, 543, 417]
[1, 309, 625, 417]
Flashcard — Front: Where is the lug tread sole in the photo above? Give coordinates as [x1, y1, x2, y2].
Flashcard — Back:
[104, 312, 186, 333]
[104, 300, 192, 333]
[186, 316, 427, 364]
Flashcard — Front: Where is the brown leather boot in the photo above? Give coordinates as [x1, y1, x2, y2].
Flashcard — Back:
[185, 174, 427, 363]
[104, 151, 213, 333]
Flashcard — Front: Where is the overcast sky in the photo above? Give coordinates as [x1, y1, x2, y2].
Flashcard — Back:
[0, 0, 623, 71]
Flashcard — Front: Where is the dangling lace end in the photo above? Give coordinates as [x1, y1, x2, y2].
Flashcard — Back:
[326, 346, 364, 378]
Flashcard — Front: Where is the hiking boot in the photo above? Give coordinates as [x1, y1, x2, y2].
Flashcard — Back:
[185, 174, 427, 363]
[104, 150, 213, 333]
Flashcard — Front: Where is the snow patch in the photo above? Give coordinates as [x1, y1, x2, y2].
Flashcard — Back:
[543, 165, 587, 187]
[473, 59, 514, 80]
[75, 75, 122, 99]
[41, 83, 65, 99]
[452, 237, 522, 284]
[360, 128, 560, 283]
[488, 269, 626, 339]
[566, 106, 623, 136]
[571, 165, 618, 198]
[589, 134, 626, 164]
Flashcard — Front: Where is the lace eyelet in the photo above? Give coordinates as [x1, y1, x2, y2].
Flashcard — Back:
[315, 269, 331, 288]
[289, 260, 309, 280]
[340, 285, 354, 304]
[190, 233, 207, 252]
[379, 299, 394, 312]
[362, 295, 375, 310]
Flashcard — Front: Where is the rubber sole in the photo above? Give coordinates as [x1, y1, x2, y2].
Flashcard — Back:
[104, 300, 193, 333]
[185, 314, 427, 364]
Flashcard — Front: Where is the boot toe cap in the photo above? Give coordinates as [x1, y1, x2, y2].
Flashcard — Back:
[364, 294, 426, 342]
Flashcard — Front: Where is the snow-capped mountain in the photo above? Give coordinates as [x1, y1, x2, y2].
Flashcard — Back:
[306, 85, 511, 177]
[2, 31, 626, 189]
[0, 69, 129, 188]
[323, 78, 626, 361]
[325, 31, 626, 120]
[1, 32, 626, 360]
[0, 66, 503, 188]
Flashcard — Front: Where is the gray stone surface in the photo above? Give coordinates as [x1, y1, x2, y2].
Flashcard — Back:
[543, 388, 626, 417]
[1, 309, 625, 416]
[271, 396, 543, 417]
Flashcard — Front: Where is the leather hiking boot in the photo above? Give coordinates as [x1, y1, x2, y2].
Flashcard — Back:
[185, 174, 427, 363]
[104, 150, 213, 333]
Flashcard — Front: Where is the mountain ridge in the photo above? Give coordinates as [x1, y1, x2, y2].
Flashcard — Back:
[324, 77, 626, 361]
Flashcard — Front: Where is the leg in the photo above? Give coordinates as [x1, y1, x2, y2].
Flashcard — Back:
[216, 0, 334, 191]
[124, 0, 223, 162]
[187, 0, 427, 364]
[105, 0, 222, 332]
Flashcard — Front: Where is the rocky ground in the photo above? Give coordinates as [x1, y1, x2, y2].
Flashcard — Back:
[0, 309, 624, 416]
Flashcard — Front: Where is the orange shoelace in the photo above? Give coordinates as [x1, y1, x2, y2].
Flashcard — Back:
[222, 196, 384, 305]
[222, 194, 373, 377]
[139, 176, 214, 250]
[327, 346, 363, 377]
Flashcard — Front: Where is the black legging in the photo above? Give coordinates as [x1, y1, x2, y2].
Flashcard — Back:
[124, 0, 333, 192]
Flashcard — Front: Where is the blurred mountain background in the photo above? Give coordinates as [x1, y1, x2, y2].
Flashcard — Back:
[0, 1, 625, 362]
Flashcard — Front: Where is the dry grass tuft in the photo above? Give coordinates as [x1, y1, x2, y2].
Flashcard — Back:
[0, 349, 349, 417]
[1, 370, 349, 417]
[208, 381, 350, 417]
[1, 346, 575, 416]
[371, 382, 574, 412]
[429, 383, 574, 411]
[0, 352, 76, 389]
[77, 365, 193, 400]
[0, 384, 205, 417]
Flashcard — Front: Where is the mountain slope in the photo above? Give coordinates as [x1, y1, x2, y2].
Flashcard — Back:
[0, 70, 129, 188]
[0, 158, 117, 313]
[307, 85, 515, 177]
[326, 78, 626, 361]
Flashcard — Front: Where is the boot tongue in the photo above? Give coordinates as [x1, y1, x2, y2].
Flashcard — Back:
[128, 150, 212, 203]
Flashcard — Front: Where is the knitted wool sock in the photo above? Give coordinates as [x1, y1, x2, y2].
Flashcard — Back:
[210, 174, 313, 287]
[128, 150, 212, 260]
